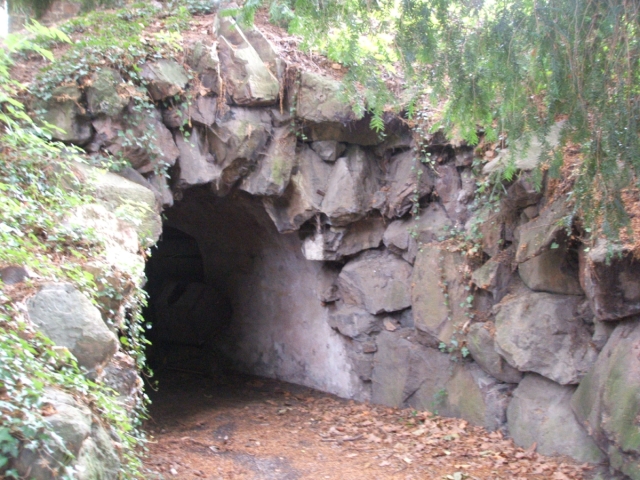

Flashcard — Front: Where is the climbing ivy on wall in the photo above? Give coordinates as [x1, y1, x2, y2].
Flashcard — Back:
[237, 0, 640, 240]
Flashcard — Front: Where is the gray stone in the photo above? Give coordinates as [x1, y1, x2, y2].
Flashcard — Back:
[0, 265, 29, 285]
[310, 140, 346, 162]
[384, 203, 452, 263]
[189, 95, 218, 126]
[86, 68, 128, 117]
[328, 304, 380, 339]
[434, 163, 466, 224]
[466, 322, 523, 384]
[515, 195, 570, 263]
[240, 23, 284, 80]
[240, 126, 296, 197]
[75, 421, 120, 480]
[302, 216, 386, 261]
[411, 244, 470, 344]
[141, 59, 189, 101]
[338, 250, 413, 315]
[38, 85, 92, 145]
[262, 145, 332, 232]
[102, 352, 141, 407]
[471, 251, 514, 302]
[292, 71, 355, 124]
[572, 320, 640, 479]
[147, 172, 174, 208]
[580, 239, 640, 321]
[519, 245, 583, 295]
[508, 374, 605, 463]
[175, 127, 219, 188]
[92, 109, 180, 174]
[73, 163, 161, 245]
[217, 18, 279, 106]
[494, 289, 598, 384]
[467, 205, 504, 257]
[321, 146, 380, 226]
[371, 330, 451, 408]
[484, 121, 565, 174]
[186, 41, 221, 94]
[207, 107, 272, 194]
[307, 115, 382, 146]
[384, 150, 434, 219]
[186, 42, 222, 95]
[27, 284, 118, 372]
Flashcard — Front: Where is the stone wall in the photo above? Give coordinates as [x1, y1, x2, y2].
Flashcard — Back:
[34, 10, 640, 478]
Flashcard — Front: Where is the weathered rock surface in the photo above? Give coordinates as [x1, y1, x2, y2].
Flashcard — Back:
[0, 265, 30, 285]
[321, 146, 380, 226]
[302, 216, 386, 261]
[338, 250, 412, 315]
[262, 145, 332, 232]
[311, 140, 346, 162]
[38, 85, 92, 144]
[27, 284, 118, 372]
[412, 244, 469, 344]
[572, 320, 640, 479]
[14, 388, 119, 480]
[207, 106, 272, 194]
[384, 150, 434, 219]
[217, 18, 279, 106]
[519, 245, 583, 295]
[86, 68, 128, 117]
[383, 203, 452, 263]
[471, 251, 513, 302]
[494, 289, 597, 384]
[91, 109, 179, 174]
[515, 196, 570, 263]
[186, 41, 221, 94]
[580, 240, 640, 321]
[175, 127, 219, 188]
[240, 126, 296, 196]
[293, 71, 355, 124]
[102, 352, 142, 406]
[73, 163, 161, 245]
[508, 374, 605, 463]
[328, 304, 380, 339]
[467, 322, 523, 384]
[141, 59, 189, 101]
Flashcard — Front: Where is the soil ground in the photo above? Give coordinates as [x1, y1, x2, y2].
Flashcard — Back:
[143, 371, 594, 480]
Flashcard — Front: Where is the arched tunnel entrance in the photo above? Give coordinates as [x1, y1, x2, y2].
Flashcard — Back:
[144, 187, 358, 397]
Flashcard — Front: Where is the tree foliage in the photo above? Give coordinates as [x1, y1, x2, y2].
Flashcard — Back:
[240, 0, 640, 238]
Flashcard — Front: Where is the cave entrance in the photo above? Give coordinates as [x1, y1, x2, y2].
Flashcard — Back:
[143, 187, 356, 396]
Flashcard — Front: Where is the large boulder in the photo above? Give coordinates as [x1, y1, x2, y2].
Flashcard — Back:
[515, 195, 570, 263]
[494, 289, 598, 384]
[262, 144, 332, 232]
[383, 203, 452, 263]
[240, 126, 297, 196]
[338, 250, 413, 315]
[27, 284, 118, 372]
[383, 150, 434, 219]
[14, 388, 119, 480]
[518, 245, 583, 295]
[37, 85, 92, 145]
[328, 304, 380, 339]
[174, 127, 220, 188]
[217, 18, 279, 106]
[507, 374, 605, 463]
[580, 240, 640, 321]
[411, 244, 470, 344]
[85, 68, 129, 117]
[466, 322, 523, 384]
[572, 320, 640, 479]
[91, 109, 179, 174]
[73, 163, 161, 246]
[301, 216, 386, 261]
[186, 41, 221, 94]
[292, 71, 355, 124]
[141, 59, 189, 101]
[207, 106, 272, 194]
[321, 146, 381, 226]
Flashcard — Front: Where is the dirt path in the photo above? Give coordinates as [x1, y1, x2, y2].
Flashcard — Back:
[144, 372, 593, 480]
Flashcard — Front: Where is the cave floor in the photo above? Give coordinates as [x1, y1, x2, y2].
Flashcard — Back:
[143, 372, 591, 480]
